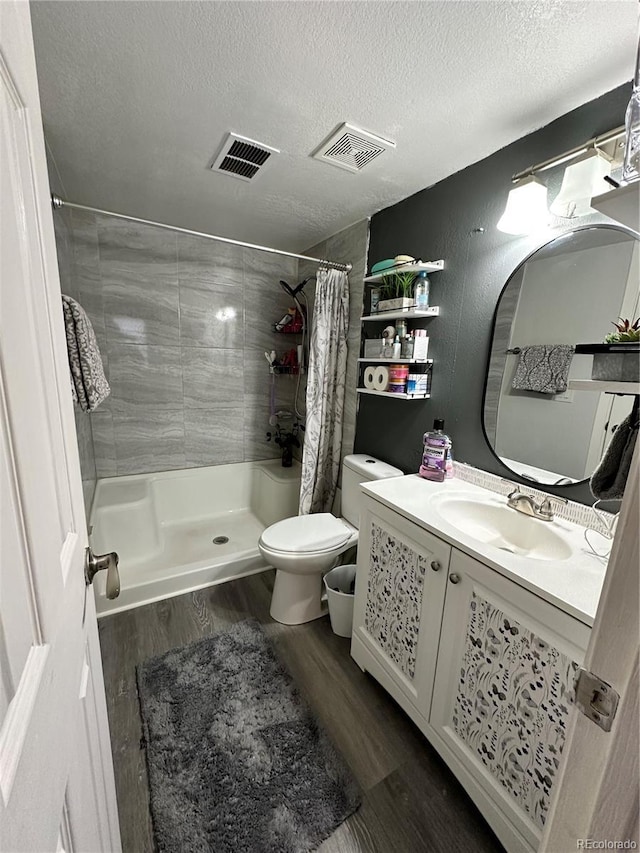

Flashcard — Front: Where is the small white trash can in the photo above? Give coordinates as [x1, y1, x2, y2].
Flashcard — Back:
[323, 564, 357, 638]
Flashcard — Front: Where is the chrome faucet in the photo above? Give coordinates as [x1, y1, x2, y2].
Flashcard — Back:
[503, 482, 568, 522]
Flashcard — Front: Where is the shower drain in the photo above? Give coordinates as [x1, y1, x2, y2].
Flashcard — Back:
[212, 536, 229, 545]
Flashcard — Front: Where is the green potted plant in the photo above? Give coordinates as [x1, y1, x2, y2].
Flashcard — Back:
[604, 317, 640, 344]
[575, 317, 640, 383]
[377, 272, 416, 312]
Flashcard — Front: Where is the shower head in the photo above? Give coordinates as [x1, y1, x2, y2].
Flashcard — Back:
[279, 277, 313, 298]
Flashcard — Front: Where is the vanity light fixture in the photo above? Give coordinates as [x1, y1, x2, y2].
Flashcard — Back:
[497, 175, 549, 235]
[549, 149, 612, 219]
[498, 124, 625, 235]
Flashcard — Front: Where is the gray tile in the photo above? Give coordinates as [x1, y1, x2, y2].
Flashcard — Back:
[74, 406, 97, 484]
[103, 268, 180, 346]
[113, 411, 185, 476]
[179, 280, 244, 348]
[107, 344, 183, 411]
[243, 405, 282, 462]
[75, 268, 105, 341]
[243, 255, 305, 354]
[178, 234, 244, 287]
[244, 348, 299, 411]
[97, 216, 177, 274]
[81, 478, 97, 518]
[91, 411, 117, 478]
[326, 220, 369, 276]
[245, 300, 300, 354]
[53, 214, 75, 297]
[184, 408, 245, 466]
[72, 209, 100, 272]
[181, 347, 243, 409]
[243, 247, 297, 286]
[244, 251, 300, 342]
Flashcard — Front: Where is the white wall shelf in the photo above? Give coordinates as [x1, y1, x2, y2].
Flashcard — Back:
[591, 183, 639, 231]
[357, 388, 431, 400]
[357, 357, 433, 364]
[364, 261, 444, 283]
[362, 307, 440, 321]
[568, 379, 640, 395]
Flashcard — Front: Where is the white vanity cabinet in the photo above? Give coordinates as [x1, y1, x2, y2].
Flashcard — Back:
[430, 549, 590, 851]
[351, 496, 592, 853]
[351, 494, 451, 726]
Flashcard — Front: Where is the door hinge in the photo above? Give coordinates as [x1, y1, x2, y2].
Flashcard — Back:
[574, 667, 619, 732]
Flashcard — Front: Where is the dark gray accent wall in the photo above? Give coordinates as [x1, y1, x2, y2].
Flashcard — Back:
[354, 83, 631, 506]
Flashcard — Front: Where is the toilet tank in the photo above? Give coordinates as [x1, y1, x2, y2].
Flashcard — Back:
[341, 454, 403, 529]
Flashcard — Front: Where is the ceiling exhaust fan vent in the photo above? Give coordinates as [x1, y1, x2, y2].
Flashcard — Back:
[312, 123, 395, 173]
[209, 133, 279, 182]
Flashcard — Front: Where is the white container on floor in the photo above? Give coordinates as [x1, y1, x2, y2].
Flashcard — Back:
[324, 564, 357, 637]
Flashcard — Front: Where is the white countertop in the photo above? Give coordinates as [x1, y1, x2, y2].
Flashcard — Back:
[361, 474, 609, 626]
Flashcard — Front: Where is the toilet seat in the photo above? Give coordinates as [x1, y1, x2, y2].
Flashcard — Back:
[259, 512, 354, 555]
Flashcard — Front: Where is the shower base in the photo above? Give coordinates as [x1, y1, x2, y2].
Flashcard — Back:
[90, 460, 301, 616]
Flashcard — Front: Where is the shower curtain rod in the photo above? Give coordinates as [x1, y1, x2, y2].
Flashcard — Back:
[50, 195, 353, 272]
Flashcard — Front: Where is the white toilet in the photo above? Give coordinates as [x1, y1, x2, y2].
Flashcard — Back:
[258, 454, 403, 625]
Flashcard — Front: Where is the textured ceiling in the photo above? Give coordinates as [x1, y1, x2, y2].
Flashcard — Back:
[31, 1, 637, 252]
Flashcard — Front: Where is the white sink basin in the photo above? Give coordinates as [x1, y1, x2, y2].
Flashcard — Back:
[432, 494, 574, 561]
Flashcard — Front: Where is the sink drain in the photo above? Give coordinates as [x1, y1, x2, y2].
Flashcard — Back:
[212, 536, 229, 545]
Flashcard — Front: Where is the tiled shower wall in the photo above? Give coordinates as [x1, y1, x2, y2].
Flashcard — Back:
[67, 211, 300, 476]
[53, 207, 98, 513]
[55, 206, 369, 486]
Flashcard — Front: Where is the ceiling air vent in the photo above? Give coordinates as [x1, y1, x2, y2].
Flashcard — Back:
[312, 123, 395, 173]
[209, 133, 279, 182]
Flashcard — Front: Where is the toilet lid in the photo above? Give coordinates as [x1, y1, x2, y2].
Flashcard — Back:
[261, 513, 352, 554]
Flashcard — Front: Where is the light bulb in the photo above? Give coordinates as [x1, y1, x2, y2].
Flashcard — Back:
[497, 176, 549, 235]
[550, 150, 611, 219]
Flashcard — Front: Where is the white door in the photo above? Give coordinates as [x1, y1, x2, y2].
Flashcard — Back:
[0, 3, 120, 851]
[542, 443, 639, 850]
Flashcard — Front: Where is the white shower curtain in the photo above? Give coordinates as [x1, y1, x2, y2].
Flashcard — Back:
[299, 267, 349, 515]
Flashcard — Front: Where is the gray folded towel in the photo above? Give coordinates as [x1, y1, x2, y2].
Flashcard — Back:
[512, 344, 574, 394]
[62, 294, 110, 412]
[590, 410, 638, 500]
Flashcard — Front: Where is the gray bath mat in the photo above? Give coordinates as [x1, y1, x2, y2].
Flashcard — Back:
[136, 620, 361, 852]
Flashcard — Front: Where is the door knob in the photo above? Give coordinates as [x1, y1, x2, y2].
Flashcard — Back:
[448, 572, 461, 584]
[85, 547, 120, 599]
[430, 560, 442, 572]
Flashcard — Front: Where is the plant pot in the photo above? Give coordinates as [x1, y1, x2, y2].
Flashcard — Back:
[592, 352, 639, 382]
[575, 343, 640, 383]
[377, 297, 413, 313]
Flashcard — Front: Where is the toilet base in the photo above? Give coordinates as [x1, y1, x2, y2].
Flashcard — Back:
[270, 569, 328, 625]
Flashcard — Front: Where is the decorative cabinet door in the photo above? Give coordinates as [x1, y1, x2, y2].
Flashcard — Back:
[351, 495, 451, 718]
[430, 549, 591, 851]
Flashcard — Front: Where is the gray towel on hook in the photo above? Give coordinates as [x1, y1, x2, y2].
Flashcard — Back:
[512, 344, 574, 394]
[590, 411, 638, 501]
[62, 294, 110, 411]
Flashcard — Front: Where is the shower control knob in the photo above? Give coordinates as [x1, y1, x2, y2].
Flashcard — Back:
[430, 560, 442, 572]
[85, 547, 120, 600]
[448, 573, 461, 585]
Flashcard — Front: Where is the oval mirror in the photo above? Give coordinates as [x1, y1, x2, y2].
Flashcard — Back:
[483, 225, 639, 486]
